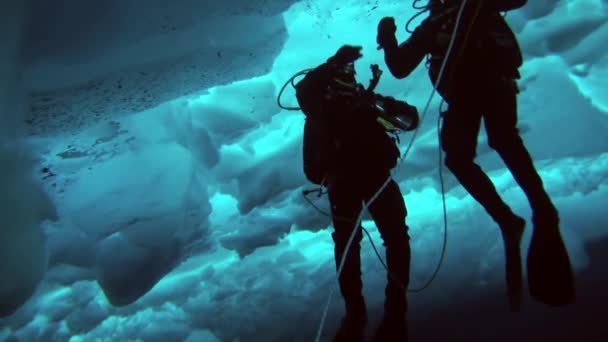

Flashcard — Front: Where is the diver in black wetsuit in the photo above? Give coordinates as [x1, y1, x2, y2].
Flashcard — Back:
[376, 0, 575, 309]
[295, 45, 419, 341]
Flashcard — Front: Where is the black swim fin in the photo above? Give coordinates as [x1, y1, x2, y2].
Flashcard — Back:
[527, 219, 576, 307]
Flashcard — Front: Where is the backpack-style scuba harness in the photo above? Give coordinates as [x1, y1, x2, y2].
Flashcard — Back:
[293, 63, 419, 185]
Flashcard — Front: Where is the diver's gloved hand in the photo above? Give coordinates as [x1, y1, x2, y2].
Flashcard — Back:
[377, 17, 398, 50]
[326, 45, 363, 66]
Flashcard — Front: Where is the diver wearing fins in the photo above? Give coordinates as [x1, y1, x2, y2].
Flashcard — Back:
[376, 0, 575, 310]
[294, 45, 419, 341]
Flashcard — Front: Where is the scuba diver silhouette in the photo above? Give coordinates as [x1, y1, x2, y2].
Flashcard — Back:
[294, 45, 419, 341]
[376, 0, 575, 311]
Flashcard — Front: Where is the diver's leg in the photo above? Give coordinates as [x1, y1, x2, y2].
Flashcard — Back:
[364, 173, 410, 341]
[440, 98, 518, 225]
[482, 79, 557, 223]
[442, 96, 525, 311]
[484, 80, 575, 306]
[327, 176, 367, 341]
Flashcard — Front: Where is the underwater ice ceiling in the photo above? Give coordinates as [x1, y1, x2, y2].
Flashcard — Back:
[21, 0, 298, 136]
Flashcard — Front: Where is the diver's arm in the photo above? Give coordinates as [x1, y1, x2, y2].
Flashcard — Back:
[476, 0, 527, 12]
[497, 0, 527, 11]
[383, 36, 428, 79]
[377, 16, 429, 79]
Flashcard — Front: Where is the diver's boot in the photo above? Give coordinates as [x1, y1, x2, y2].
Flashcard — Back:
[499, 214, 526, 312]
[373, 288, 408, 342]
[333, 296, 367, 342]
[372, 234, 410, 341]
[527, 206, 575, 306]
[332, 227, 366, 341]
[372, 313, 408, 342]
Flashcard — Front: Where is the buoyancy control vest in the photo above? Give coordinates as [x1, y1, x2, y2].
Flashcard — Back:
[427, 2, 524, 96]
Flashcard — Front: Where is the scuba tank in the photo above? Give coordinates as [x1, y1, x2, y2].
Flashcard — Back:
[373, 94, 419, 132]
[365, 64, 419, 132]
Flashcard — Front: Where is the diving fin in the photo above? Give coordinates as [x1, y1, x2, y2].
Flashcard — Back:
[527, 219, 576, 307]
